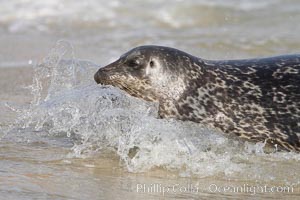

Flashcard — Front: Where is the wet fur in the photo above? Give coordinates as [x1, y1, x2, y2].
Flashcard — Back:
[94, 46, 300, 152]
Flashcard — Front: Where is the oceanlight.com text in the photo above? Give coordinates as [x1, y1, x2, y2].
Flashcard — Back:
[208, 183, 294, 195]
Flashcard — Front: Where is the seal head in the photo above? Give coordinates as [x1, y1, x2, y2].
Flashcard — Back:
[95, 45, 300, 152]
[94, 46, 196, 117]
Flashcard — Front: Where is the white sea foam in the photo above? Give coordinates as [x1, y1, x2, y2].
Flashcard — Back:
[0, 0, 280, 32]
[6, 41, 300, 182]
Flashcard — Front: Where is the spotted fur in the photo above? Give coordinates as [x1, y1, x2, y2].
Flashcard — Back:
[94, 45, 300, 152]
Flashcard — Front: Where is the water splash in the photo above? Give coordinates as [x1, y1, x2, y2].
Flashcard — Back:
[4, 41, 300, 181]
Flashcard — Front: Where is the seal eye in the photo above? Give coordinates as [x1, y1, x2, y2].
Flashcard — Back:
[149, 60, 155, 68]
[127, 59, 140, 68]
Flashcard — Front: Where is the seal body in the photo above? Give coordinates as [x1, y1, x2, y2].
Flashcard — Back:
[94, 45, 300, 152]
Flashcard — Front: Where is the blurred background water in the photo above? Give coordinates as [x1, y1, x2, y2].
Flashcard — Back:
[1, 0, 300, 67]
[0, 0, 300, 199]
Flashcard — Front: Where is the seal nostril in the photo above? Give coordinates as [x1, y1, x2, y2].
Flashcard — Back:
[94, 72, 100, 84]
[95, 64, 113, 84]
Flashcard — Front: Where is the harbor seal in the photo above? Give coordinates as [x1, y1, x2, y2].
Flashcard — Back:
[94, 45, 300, 152]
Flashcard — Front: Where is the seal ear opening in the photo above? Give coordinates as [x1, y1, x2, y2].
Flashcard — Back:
[149, 60, 155, 68]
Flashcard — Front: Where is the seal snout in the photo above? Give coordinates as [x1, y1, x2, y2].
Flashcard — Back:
[94, 71, 101, 84]
[94, 68, 108, 84]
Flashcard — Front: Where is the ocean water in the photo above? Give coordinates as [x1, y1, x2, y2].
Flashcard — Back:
[0, 0, 300, 199]
[1, 0, 300, 66]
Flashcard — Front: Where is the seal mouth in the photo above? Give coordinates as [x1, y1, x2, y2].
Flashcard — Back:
[94, 60, 121, 85]
[94, 68, 111, 85]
